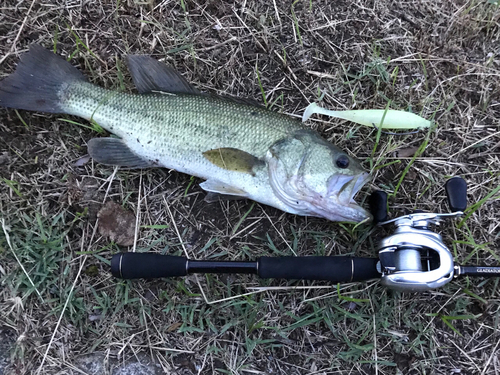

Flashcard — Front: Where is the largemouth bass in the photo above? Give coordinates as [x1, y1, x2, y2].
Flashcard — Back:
[0, 45, 372, 222]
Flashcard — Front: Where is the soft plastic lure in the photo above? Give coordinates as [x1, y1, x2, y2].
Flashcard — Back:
[302, 102, 431, 130]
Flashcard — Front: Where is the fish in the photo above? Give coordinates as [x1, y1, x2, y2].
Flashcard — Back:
[0, 44, 372, 223]
[302, 102, 431, 130]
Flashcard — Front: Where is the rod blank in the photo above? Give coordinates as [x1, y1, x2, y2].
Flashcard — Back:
[455, 265, 500, 278]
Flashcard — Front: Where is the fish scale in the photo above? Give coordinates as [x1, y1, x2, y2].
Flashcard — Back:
[0, 44, 372, 222]
[63, 82, 302, 171]
[70, 84, 293, 144]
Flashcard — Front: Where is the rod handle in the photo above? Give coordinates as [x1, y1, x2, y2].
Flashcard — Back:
[111, 253, 187, 279]
[258, 256, 381, 282]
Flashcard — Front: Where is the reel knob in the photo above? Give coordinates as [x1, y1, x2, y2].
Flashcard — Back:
[369, 190, 388, 224]
[445, 177, 467, 212]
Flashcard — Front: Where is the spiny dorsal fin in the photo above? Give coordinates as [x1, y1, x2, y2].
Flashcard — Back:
[87, 137, 153, 169]
[126, 55, 200, 95]
[203, 148, 264, 175]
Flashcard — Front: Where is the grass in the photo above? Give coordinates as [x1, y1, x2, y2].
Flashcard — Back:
[0, 0, 499, 374]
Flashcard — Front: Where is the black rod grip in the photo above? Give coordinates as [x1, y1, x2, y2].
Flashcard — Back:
[111, 253, 187, 279]
[257, 256, 381, 282]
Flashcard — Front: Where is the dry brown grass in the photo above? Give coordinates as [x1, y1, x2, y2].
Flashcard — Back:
[0, 0, 499, 374]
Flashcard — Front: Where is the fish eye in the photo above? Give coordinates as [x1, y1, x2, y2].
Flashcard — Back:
[336, 155, 350, 169]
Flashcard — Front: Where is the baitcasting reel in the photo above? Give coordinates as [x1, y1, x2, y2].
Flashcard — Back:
[370, 177, 467, 292]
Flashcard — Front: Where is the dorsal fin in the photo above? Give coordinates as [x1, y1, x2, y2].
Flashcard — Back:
[126, 55, 200, 94]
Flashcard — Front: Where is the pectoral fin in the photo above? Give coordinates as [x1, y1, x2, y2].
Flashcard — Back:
[126, 55, 200, 95]
[200, 179, 248, 198]
[203, 148, 264, 175]
[87, 138, 153, 169]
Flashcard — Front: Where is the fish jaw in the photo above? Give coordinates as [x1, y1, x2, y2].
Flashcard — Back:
[313, 172, 373, 222]
[283, 172, 372, 222]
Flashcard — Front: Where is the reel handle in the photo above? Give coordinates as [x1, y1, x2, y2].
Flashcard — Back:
[111, 253, 381, 283]
[369, 190, 388, 224]
[445, 177, 467, 212]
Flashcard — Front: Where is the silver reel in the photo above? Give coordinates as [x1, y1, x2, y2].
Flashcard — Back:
[377, 212, 462, 292]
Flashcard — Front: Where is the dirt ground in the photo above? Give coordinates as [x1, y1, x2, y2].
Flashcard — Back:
[0, 1, 499, 374]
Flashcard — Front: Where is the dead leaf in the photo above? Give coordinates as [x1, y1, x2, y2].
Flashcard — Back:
[97, 201, 136, 246]
[395, 146, 419, 158]
[73, 154, 91, 167]
[166, 322, 182, 332]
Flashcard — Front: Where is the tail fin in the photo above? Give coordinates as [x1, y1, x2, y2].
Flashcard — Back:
[0, 44, 86, 113]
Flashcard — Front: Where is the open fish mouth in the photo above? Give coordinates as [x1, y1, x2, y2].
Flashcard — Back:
[268, 165, 372, 222]
[329, 172, 371, 206]
[314, 172, 372, 222]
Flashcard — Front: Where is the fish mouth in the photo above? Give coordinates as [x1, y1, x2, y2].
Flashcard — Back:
[314, 172, 372, 222]
[329, 172, 371, 206]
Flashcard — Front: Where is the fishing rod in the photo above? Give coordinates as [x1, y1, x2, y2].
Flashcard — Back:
[110, 177, 500, 292]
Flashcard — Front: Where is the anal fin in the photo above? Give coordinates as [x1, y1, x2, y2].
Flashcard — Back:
[87, 138, 152, 169]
